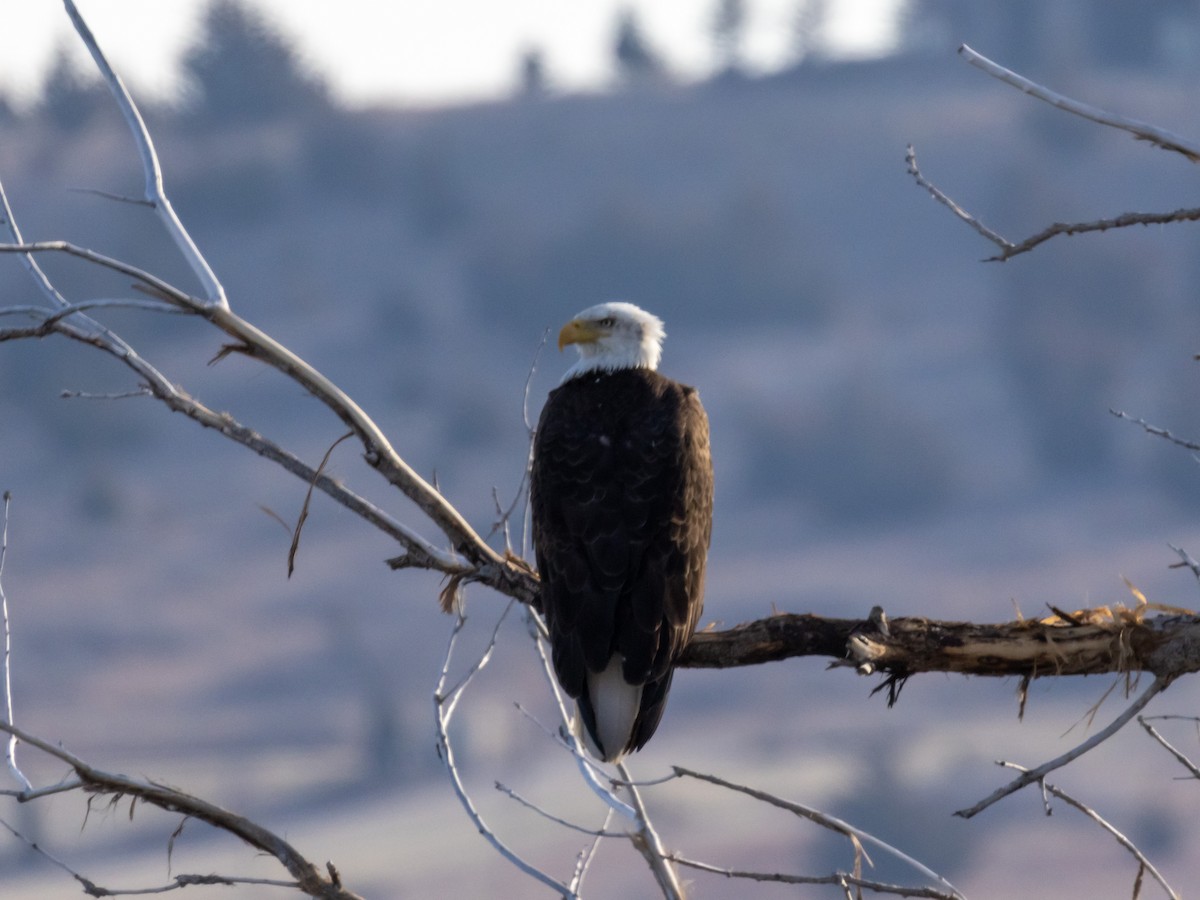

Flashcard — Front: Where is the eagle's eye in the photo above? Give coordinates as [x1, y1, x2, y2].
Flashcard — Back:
[597, 316, 616, 327]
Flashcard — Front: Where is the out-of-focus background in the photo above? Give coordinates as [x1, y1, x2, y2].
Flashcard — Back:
[3, 1, 1200, 897]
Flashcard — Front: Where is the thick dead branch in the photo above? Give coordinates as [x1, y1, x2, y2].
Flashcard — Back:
[679, 608, 1200, 681]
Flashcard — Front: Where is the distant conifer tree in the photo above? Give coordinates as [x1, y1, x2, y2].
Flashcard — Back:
[518, 46, 548, 98]
[37, 42, 108, 131]
[792, 0, 829, 63]
[711, 0, 747, 73]
[181, 0, 329, 124]
[613, 8, 666, 85]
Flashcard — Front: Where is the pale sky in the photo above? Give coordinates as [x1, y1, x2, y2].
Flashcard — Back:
[1, 0, 902, 109]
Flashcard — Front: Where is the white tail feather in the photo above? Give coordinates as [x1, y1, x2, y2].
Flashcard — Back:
[577, 654, 642, 763]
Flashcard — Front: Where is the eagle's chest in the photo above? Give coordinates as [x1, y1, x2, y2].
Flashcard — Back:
[565, 392, 666, 460]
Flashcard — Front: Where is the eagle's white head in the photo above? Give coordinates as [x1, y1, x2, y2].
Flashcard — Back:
[557, 301, 666, 382]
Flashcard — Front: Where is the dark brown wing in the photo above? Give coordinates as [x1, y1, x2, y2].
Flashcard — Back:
[531, 368, 713, 755]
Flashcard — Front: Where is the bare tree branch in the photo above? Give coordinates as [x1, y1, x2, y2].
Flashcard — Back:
[6, 0, 538, 604]
[1138, 715, 1200, 780]
[988, 208, 1200, 262]
[998, 762, 1180, 900]
[0, 812, 298, 900]
[568, 807, 612, 896]
[0, 492, 31, 794]
[672, 767, 963, 898]
[680, 606, 1200, 681]
[617, 761, 686, 900]
[956, 675, 1169, 818]
[0, 298, 188, 323]
[62, 0, 228, 309]
[907, 47, 1200, 261]
[0, 720, 362, 900]
[432, 602, 576, 897]
[1111, 409, 1200, 453]
[1166, 545, 1200, 585]
[905, 146, 1200, 262]
[0, 242, 537, 601]
[3, 809, 305, 896]
[958, 44, 1200, 162]
[667, 855, 960, 899]
[493, 782, 615, 838]
[287, 431, 354, 577]
[0, 209, 479, 586]
[4, 8, 1200, 897]
[905, 144, 1014, 252]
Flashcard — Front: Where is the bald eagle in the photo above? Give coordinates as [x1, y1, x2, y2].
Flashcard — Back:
[531, 302, 713, 762]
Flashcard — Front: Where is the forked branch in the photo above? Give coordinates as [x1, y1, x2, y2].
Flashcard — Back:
[0, 1, 537, 604]
[907, 46, 1200, 260]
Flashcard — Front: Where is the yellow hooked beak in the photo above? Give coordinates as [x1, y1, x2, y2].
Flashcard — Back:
[558, 318, 603, 351]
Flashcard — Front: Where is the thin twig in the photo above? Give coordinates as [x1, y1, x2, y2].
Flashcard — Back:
[0, 491, 31, 792]
[673, 767, 962, 897]
[905, 144, 1013, 252]
[959, 44, 1200, 162]
[999, 762, 1180, 900]
[433, 602, 573, 897]
[494, 781, 615, 837]
[0, 179, 463, 578]
[61, 388, 154, 401]
[668, 854, 959, 898]
[0, 815, 93, 888]
[68, 186, 155, 207]
[7, 6, 532, 604]
[1166, 544, 1200, 584]
[1111, 409, 1200, 452]
[0, 776, 84, 800]
[0, 719, 362, 899]
[0, 298, 188, 322]
[288, 431, 353, 577]
[956, 675, 1170, 818]
[992, 207, 1200, 260]
[0, 241, 196, 311]
[488, 329, 549, 552]
[910, 49, 1200, 262]
[905, 152, 1200, 264]
[63, 0, 229, 308]
[569, 807, 613, 895]
[618, 761, 686, 900]
[1137, 715, 1200, 779]
[1, 814, 299, 897]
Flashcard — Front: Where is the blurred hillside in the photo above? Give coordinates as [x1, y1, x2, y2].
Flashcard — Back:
[4, 3, 1200, 897]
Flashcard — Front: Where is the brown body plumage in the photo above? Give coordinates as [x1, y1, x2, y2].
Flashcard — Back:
[531, 303, 713, 761]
